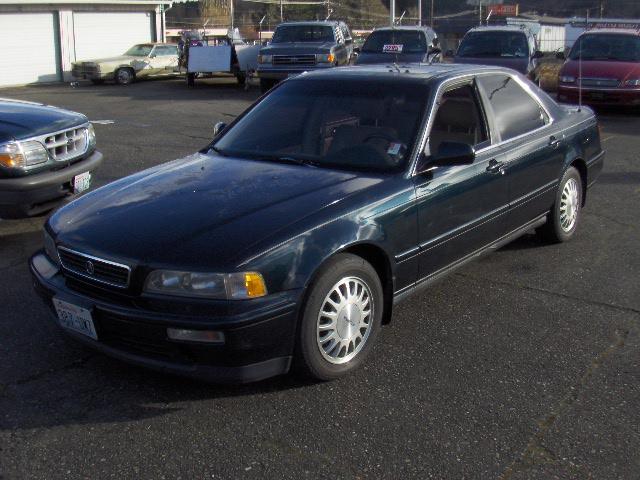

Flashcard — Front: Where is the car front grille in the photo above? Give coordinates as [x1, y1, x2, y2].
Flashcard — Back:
[58, 247, 131, 289]
[73, 64, 99, 76]
[272, 54, 316, 66]
[44, 126, 88, 162]
[579, 77, 620, 88]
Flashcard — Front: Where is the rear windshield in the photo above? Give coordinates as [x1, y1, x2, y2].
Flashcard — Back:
[457, 31, 529, 58]
[569, 34, 640, 62]
[272, 25, 334, 43]
[213, 79, 430, 173]
[362, 30, 428, 54]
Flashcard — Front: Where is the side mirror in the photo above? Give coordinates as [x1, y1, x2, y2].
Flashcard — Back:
[533, 50, 544, 59]
[555, 50, 566, 60]
[213, 121, 227, 137]
[433, 142, 475, 167]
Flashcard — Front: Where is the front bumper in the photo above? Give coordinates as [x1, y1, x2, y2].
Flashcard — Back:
[257, 63, 334, 80]
[557, 85, 640, 106]
[29, 252, 299, 383]
[0, 150, 103, 218]
[72, 66, 112, 81]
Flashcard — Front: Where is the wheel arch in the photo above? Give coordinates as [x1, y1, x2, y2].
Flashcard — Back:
[569, 157, 588, 206]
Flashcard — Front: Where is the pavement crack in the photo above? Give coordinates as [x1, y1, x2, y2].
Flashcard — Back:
[456, 273, 640, 317]
[3, 355, 94, 388]
[499, 327, 631, 480]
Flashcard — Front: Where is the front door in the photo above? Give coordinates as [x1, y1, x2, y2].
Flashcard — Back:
[414, 81, 510, 280]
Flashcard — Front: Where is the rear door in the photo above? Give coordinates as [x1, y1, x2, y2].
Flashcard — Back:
[476, 74, 565, 231]
[414, 79, 510, 279]
[149, 45, 179, 74]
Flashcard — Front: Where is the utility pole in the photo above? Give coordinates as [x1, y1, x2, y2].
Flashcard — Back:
[430, 0, 434, 27]
[280, 0, 283, 22]
[418, 0, 421, 26]
[478, 1, 482, 26]
[390, 0, 395, 26]
[229, 0, 234, 30]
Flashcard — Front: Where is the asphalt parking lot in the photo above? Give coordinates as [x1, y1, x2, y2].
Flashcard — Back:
[1, 78, 639, 479]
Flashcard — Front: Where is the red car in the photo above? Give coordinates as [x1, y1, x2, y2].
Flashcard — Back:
[557, 29, 640, 106]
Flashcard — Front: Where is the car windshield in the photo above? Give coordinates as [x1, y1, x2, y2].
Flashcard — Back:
[213, 79, 430, 173]
[124, 44, 153, 56]
[568, 34, 640, 61]
[362, 30, 428, 54]
[458, 31, 529, 58]
[271, 25, 334, 43]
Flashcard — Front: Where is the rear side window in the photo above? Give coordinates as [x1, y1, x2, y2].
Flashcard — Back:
[477, 75, 547, 141]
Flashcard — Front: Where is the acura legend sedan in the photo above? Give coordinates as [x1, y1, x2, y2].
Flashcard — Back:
[30, 64, 604, 383]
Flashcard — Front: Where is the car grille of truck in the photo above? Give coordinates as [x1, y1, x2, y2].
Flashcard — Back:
[579, 77, 620, 88]
[58, 247, 131, 289]
[73, 65, 98, 76]
[272, 55, 316, 66]
[44, 127, 88, 162]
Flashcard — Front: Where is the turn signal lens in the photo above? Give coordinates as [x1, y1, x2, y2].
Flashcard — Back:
[0, 142, 24, 168]
[167, 328, 225, 344]
[144, 270, 268, 299]
[244, 272, 267, 298]
[316, 53, 335, 63]
[0, 140, 49, 169]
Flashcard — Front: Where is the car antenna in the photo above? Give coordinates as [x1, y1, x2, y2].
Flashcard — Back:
[578, 11, 588, 112]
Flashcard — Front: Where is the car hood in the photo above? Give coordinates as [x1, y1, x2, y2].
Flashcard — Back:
[50, 153, 382, 270]
[76, 55, 138, 65]
[260, 42, 335, 55]
[0, 99, 87, 143]
[454, 56, 529, 74]
[560, 60, 640, 82]
[355, 52, 426, 65]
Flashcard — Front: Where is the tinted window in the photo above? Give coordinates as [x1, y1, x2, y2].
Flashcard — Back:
[153, 46, 177, 56]
[457, 31, 529, 58]
[429, 85, 489, 155]
[477, 75, 546, 141]
[214, 79, 430, 172]
[569, 33, 640, 62]
[272, 25, 334, 43]
[362, 30, 428, 54]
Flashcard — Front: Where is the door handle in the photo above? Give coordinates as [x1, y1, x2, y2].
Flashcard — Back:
[549, 135, 560, 148]
[486, 159, 505, 174]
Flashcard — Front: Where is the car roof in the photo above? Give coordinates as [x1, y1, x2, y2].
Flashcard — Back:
[580, 28, 640, 36]
[293, 63, 516, 83]
[467, 25, 531, 35]
[373, 26, 435, 32]
[276, 21, 340, 27]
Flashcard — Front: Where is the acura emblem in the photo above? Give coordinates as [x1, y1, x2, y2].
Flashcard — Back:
[67, 138, 75, 148]
[85, 260, 95, 275]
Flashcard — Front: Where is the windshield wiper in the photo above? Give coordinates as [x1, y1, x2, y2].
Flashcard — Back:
[259, 155, 318, 167]
[209, 146, 228, 157]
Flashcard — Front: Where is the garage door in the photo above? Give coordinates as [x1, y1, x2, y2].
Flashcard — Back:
[0, 13, 58, 87]
[73, 12, 153, 61]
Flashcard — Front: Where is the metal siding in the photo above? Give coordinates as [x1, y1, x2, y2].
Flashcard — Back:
[0, 13, 58, 86]
[72, 11, 153, 61]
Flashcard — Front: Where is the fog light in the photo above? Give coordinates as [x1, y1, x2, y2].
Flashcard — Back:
[167, 328, 225, 344]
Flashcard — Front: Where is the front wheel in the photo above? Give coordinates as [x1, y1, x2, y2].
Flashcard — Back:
[537, 166, 583, 243]
[296, 253, 383, 381]
[115, 68, 134, 85]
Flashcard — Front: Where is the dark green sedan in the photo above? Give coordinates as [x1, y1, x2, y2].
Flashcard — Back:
[30, 64, 604, 382]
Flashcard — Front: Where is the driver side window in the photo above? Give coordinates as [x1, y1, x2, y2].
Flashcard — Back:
[428, 84, 489, 157]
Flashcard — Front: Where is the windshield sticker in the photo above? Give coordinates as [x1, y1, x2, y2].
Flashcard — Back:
[382, 44, 403, 53]
[387, 143, 403, 155]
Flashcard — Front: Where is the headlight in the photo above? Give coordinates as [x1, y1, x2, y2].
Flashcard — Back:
[0, 140, 49, 169]
[258, 54, 272, 64]
[87, 123, 96, 149]
[559, 75, 576, 83]
[43, 230, 60, 266]
[316, 53, 335, 63]
[144, 270, 267, 299]
[624, 79, 640, 87]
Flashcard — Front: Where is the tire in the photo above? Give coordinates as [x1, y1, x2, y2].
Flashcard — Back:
[236, 72, 246, 86]
[537, 166, 583, 243]
[186, 72, 195, 87]
[90, 79, 105, 85]
[115, 68, 134, 85]
[295, 253, 384, 381]
[259, 78, 276, 94]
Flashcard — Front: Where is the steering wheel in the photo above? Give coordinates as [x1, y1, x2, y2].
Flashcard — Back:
[362, 132, 397, 147]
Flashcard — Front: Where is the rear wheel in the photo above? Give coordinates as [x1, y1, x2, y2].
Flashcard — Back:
[115, 68, 134, 85]
[296, 253, 383, 381]
[537, 166, 583, 243]
[235, 72, 246, 87]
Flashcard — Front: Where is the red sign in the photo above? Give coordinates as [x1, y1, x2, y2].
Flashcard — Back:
[488, 4, 519, 16]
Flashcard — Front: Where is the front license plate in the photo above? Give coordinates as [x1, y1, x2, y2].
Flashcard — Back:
[73, 171, 91, 194]
[52, 298, 98, 340]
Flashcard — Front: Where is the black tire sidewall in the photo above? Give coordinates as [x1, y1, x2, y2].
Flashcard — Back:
[297, 254, 383, 381]
[116, 68, 133, 85]
[551, 166, 582, 242]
